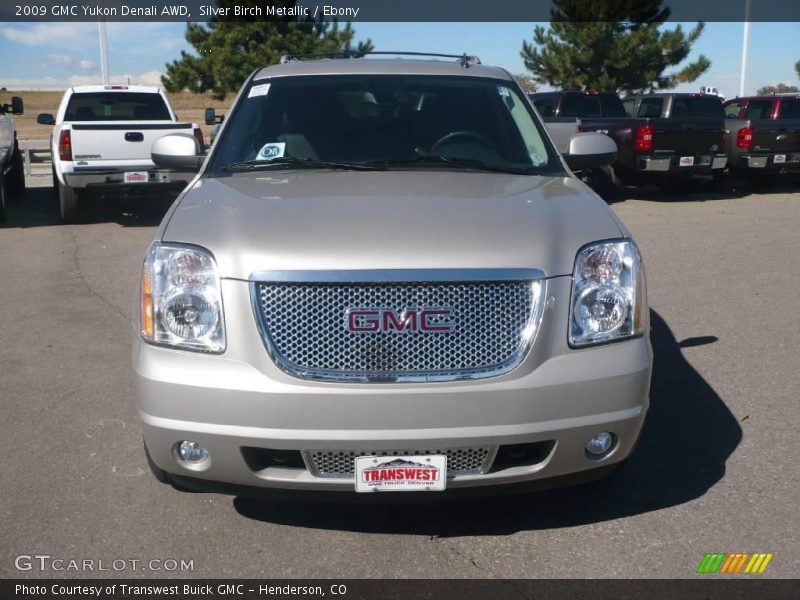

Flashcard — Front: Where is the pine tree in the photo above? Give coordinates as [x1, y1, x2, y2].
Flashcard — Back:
[162, 2, 372, 99]
[521, 0, 710, 93]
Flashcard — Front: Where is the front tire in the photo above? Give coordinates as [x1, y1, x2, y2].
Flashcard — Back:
[58, 180, 80, 223]
[7, 142, 25, 195]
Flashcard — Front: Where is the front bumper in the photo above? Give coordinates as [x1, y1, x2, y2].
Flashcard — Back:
[134, 277, 652, 494]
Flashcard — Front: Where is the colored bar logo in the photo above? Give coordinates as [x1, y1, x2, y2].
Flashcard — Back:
[696, 553, 774, 574]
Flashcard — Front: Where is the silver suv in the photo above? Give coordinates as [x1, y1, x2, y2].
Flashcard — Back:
[135, 53, 652, 496]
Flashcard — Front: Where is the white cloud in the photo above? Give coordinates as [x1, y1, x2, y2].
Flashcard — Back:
[0, 76, 68, 91]
[0, 23, 95, 47]
[67, 70, 164, 87]
[2, 71, 164, 91]
[79, 60, 95, 71]
[48, 54, 75, 68]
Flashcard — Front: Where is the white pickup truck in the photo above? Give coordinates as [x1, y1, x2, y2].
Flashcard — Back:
[37, 85, 202, 222]
[0, 95, 25, 221]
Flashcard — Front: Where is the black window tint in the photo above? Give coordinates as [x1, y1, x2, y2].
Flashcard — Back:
[599, 95, 627, 117]
[744, 100, 772, 119]
[637, 98, 663, 118]
[559, 94, 601, 117]
[671, 96, 724, 118]
[532, 97, 555, 117]
[778, 99, 800, 119]
[65, 92, 172, 121]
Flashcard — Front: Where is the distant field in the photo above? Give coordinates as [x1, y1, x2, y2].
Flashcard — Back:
[2, 90, 231, 141]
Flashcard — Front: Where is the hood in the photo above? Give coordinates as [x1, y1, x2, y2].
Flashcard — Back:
[161, 171, 623, 280]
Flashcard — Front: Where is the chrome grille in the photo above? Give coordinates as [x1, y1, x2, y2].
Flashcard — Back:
[305, 447, 496, 478]
[253, 276, 543, 382]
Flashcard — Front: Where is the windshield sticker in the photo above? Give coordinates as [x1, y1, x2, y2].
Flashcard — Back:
[248, 83, 271, 98]
[257, 142, 286, 161]
[530, 151, 546, 166]
[497, 86, 510, 97]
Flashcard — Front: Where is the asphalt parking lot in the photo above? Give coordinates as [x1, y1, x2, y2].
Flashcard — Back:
[1, 177, 798, 579]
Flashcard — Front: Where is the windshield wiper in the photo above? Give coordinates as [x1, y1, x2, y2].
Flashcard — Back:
[368, 155, 534, 175]
[221, 157, 386, 171]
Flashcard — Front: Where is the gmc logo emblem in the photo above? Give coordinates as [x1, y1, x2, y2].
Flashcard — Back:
[346, 308, 454, 333]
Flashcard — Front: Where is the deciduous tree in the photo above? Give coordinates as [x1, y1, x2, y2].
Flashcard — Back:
[756, 83, 800, 95]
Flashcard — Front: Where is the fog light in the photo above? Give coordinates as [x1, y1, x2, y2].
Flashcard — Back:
[585, 432, 615, 457]
[177, 440, 209, 464]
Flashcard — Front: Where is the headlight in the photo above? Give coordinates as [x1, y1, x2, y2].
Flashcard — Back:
[569, 239, 645, 347]
[140, 243, 226, 353]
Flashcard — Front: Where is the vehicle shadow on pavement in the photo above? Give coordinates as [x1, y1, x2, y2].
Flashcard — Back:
[234, 309, 742, 535]
[0, 184, 175, 229]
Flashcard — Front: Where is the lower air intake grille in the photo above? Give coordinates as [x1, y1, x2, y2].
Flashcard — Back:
[305, 447, 496, 479]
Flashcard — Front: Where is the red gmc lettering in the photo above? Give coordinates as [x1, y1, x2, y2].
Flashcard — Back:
[348, 310, 380, 332]
[382, 311, 417, 332]
[347, 308, 453, 333]
[420, 309, 454, 332]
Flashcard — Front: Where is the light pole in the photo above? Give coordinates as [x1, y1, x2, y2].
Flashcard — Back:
[738, 0, 752, 97]
[98, 21, 110, 84]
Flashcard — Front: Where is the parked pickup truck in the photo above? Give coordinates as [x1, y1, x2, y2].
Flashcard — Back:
[0, 95, 25, 220]
[621, 93, 727, 188]
[37, 85, 203, 222]
[722, 95, 800, 181]
[134, 53, 651, 498]
[532, 91, 727, 194]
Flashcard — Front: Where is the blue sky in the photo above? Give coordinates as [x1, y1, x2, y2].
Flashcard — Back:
[0, 21, 798, 99]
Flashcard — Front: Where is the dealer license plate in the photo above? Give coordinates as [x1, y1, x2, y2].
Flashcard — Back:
[774, 154, 786, 164]
[124, 171, 150, 183]
[355, 454, 447, 493]
[679, 156, 695, 166]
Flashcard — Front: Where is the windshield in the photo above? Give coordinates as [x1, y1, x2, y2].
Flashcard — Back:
[65, 92, 172, 121]
[208, 74, 562, 175]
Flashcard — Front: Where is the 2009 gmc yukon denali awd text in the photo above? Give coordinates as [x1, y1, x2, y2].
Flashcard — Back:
[133, 54, 652, 497]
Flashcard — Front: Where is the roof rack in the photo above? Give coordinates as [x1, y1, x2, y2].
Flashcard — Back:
[279, 51, 481, 68]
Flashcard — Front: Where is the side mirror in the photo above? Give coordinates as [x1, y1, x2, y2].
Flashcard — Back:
[11, 96, 23, 115]
[204, 107, 224, 126]
[563, 132, 618, 172]
[37, 113, 56, 126]
[151, 133, 204, 171]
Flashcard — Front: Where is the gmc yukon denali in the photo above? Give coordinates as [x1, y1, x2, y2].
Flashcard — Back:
[134, 54, 652, 497]
[37, 85, 203, 222]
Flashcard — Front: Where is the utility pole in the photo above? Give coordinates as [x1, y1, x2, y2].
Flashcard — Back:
[738, 0, 752, 97]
